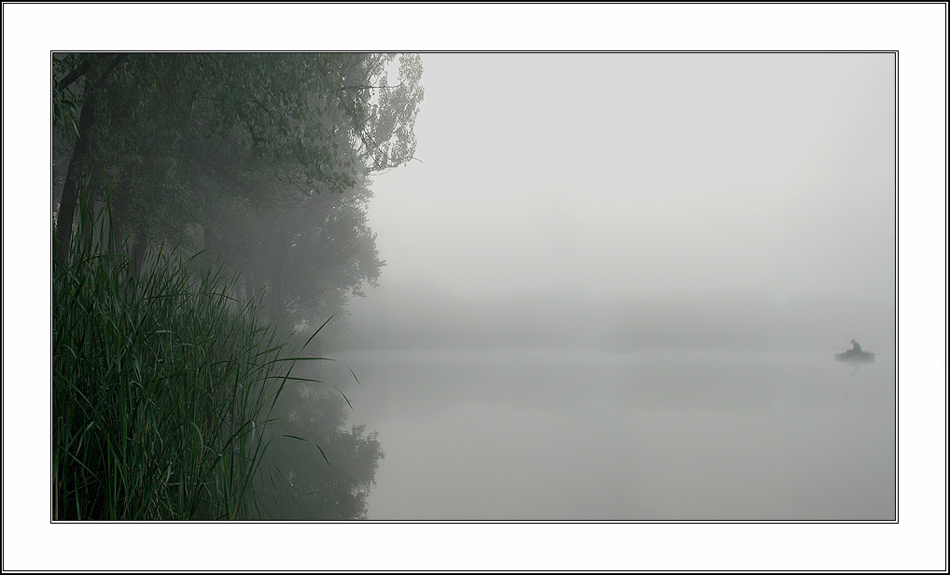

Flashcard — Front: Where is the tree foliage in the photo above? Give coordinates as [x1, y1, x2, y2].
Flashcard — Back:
[52, 52, 423, 519]
[53, 51, 423, 329]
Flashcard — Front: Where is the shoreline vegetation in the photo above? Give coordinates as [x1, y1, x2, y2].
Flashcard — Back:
[53, 196, 382, 520]
[50, 53, 415, 520]
[53, 198, 328, 520]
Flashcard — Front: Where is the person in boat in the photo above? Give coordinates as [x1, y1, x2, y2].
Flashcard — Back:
[849, 339, 863, 354]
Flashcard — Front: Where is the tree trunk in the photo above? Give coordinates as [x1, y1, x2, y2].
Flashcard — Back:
[53, 93, 96, 262]
[53, 54, 129, 263]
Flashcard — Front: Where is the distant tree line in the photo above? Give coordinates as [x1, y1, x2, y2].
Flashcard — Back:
[344, 284, 895, 353]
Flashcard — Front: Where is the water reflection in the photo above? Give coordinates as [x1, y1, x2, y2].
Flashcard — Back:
[252, 380, 384, 520]
[329, 349, 895, 521]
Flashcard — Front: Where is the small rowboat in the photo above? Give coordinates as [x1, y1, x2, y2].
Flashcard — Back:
[835, 350, 875, 363]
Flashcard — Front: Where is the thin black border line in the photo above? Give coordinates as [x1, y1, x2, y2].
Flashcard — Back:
[52, 49, 901, 54]
[9, 571, 950, 575]
[49, 49, 902, 526]
[9, 568, 950, 575]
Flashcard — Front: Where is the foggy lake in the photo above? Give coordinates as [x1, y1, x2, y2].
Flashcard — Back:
[308, 51, 899, 522]
[327, 347, 895, 521]
[13, 2, 946, 571]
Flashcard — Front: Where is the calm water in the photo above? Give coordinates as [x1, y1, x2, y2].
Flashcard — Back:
[327, 349, 896, 521]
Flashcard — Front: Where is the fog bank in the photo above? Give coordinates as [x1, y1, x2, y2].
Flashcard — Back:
[344, 281, 895, 354]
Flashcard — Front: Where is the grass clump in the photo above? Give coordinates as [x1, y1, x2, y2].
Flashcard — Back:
[53, 199, 314, 520]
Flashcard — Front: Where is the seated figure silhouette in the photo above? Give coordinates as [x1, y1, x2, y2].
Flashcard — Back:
[835, 339, 874, 366]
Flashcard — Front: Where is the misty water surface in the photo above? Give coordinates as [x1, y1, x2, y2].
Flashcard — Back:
[326, 348, 895, 521]
[318, 51, 898, 521]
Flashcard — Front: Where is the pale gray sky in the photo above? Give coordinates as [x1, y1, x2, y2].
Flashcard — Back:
[363, 53, 895, 303]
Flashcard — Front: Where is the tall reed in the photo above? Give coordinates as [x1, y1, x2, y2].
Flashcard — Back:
[53, 195, 318, 520]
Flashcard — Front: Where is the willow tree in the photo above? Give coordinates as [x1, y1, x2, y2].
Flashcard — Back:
[194, 53, 424, 328]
